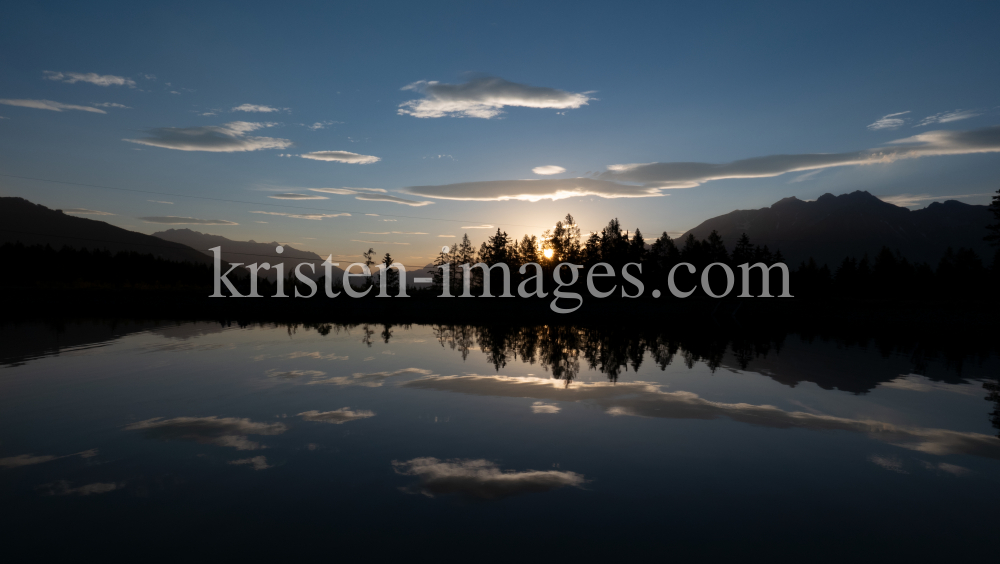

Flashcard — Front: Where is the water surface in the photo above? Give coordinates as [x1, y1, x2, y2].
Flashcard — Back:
[1, 320, 997, 560]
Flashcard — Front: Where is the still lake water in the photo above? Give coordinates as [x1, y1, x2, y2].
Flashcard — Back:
[1, 320, 998, 560]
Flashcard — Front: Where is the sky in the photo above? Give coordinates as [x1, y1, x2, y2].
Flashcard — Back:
[1, 0, 999, 266]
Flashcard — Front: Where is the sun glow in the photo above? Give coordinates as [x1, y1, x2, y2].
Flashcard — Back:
[543, 248, 554, 259]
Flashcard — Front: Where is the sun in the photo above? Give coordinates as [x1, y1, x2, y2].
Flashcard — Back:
[543, 248, 554, 259]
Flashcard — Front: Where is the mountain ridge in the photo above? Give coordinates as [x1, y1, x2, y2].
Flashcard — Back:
[680, 190, 994, 267]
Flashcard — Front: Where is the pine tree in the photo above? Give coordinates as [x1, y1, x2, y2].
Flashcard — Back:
[732, 233, 753, 265]
[380, 252, 398, 295]
[705, 230, 728, 263]
[628, 228, 646, 263]
[986, 187, 1000, 246]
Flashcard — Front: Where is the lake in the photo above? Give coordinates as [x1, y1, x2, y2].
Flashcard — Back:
[1, 320, 998, 560]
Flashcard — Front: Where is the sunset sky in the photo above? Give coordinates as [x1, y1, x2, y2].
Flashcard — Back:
[2, 1, 999, 265]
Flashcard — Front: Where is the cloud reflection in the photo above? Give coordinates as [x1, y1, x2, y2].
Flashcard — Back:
[392, 457, 585, 499]
[124, 417, 287, 450]
[401, 376, 1000, 460]
[298, 408, 375, 424]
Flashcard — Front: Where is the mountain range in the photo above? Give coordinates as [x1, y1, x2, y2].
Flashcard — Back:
[152, 229, 345, 281]
[0, 197, 214, 265]
[681, 191, 995, 267]
[1, 192, 994, 280]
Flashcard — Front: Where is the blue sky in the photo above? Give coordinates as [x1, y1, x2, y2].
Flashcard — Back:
[1, 0, 998, 265]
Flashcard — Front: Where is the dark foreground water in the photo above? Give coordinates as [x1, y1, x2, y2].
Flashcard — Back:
[1, 320, 998, 561]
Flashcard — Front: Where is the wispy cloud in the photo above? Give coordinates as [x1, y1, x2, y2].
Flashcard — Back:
[92, 102, 131, 109]
[269, 193, 329, 200]
[308, 187, 431, 206]
[356, 194, 433, 206]
[232, 104, 287, 113]
[532, 165, 566, 175]
[0, 98, 106, 113]
[147, 200, 173, 204]
[398, 76, 593, 119]
[250, 211, 350, 220]
[867, 111, 910, 130]
[63, 208, 114, 215]
[309, 187, 387, 195]
[300, 150, 381, 164]
[125, 121, 292, 152]
[405, 125, 1000, 201]
[915, 109, 981, 127]
[43, 71, 136, 87]
[461, 224, 495, 229]
[788, 169, 824, 183]
[304, 120, 340, 130]
[139, 216, 238, 225]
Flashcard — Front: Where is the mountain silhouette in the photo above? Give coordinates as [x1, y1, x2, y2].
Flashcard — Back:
[0, 197, 214, 265]
[682, 191, 993, 267]
[153, 228, 345, 281]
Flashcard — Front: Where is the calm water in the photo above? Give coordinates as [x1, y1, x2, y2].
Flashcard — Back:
[1, 320, 998, 560]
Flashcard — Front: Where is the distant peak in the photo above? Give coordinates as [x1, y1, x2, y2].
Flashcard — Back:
[772, 196, 803, 207]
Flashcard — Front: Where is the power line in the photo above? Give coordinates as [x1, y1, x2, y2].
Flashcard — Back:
[0, 173, 548, 229]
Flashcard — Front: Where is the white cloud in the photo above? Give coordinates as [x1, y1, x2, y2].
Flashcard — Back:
[250, 211, 350, 220]
[300, 150, 381, 164]
[916, 109, 981, 127]
[147, 200, 173, 204]
[43, 71, 136, 87]
[232, 104, 287, 113]
[392, 457, 585, 499]
[124, 416, 287, 450]
[356, 194, 433, 206]
[229, 456, 272, 470]
[125, 121, 291, 152]
[63, 208, 114, 215]
[309, 187, 387, 195]
[398, 77, 593, 119]
[304, 120, 340, 130]
[298, 408, 376, 424]
[532, 165, 566, 175]
[308, 187, 432, 206]
[139, 216, 237, 225]
[867, 111, 910, 130]
[129, 119, 284, 149]
[437, 234, 455, 238]
[0, 98, 106, 114]
[269, 193, 329, 200]
[461, 224, 495, 229]
[92, 102, 131, 109]
[405, 125, 1000, 201]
